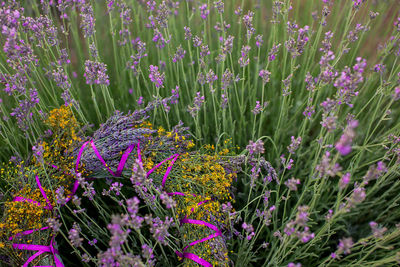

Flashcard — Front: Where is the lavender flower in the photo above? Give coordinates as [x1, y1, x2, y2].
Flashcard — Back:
[271, 1, 284, 23]
[320, 31, 333, 53]
[243, 11, 255, 40]
[285, 177, 300, 191]
[352, 0, 365, 9]
[10, 88, 40, 131]
[282, 73, 293, 96]
[285, 25, 310, 57]
[98, 214, 139, 265]
[394, 87, 400, 101]
[316, 151, 342, 178]
[335, 119, 358, 156]
[395, 17, 400, 31]
[55, 186, 68, 205]
[285, 206, 314, 243]
[69, 222, 83, 247]
[72, 195, 81, 206]
[321, 97, 338, 115]
[119, 2, 132, 26]
[373, 63, 385, 74]
[47, 217, 61, 233]
[221, 69, 234, 90]
[321, 115, 337, 132]
[187, 92, 205, 117]
[200, 44, 210, 58]
[280, 154, 294, 170]
[148, 216, 173, 245]
[347, 23, 368, 43]
[193, 35, 202, 47]
[88, 239, 98, 246]
[149, 65, 165, 88]
[369, 221, 387, 238]
[238, 45, 251, 67]
[172, 45, 186, 63]
[259, 69, 271, 84]
[287, 136, 302, 154]
[305, 72, 316, 92]
[84, 60, 110, 85]
[110, 182, 123, 195]
[347, 184, 366, 208]
[337, 237, 353, 255]
[58, 48, 70, 65]
[142, 244, 155, 265]
[32, 143, 44, 163]
[214, 1, 224, 14]
[137, 96, 144, 106]
[234, 6, 242, 16]
[268, 43, 281, 61]
[131, 158, 149, 187]
[170, 86, 179, 105]
[199, 4, 209, 20]
[82, 181, 96, 201]
[80, 3, 95, 38]
[127, 197, 140, 215]
[222, 35, 234, 55]
[127, 40, 148, 75]
[61, 89, 76, 107]
[152, 29, 170, 49]
[246, 140, 265, 155]
[214, 21, 230, 33]
[184, 26, 192, 40]
[255, 35, 263, 48]
[221, 94, 228, 109]
[252, 101, 268, 115]
[363, 161, 387, 184]
[206, 69, 218, 90]
[303, 106, 315, 119]
[339, 172, 351, 189]
[50, 67, 70, 89]
[159, 191, 176, 209]
[297, 227, 315, 243]
[319, 50, 335, 68]
[242, 222, 255, 240]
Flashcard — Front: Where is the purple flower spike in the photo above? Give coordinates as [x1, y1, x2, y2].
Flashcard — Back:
[149, 65, 165, 88]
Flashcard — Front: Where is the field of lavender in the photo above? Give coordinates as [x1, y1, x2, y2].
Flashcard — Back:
[0, 0, 399, 266]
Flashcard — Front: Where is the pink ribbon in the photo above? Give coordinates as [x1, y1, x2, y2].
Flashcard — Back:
[11, 236, 63, 267]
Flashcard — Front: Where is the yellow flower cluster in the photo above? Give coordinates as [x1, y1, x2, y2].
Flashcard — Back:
[1, 106, 84, 257]
[39, 105, 85, 185]
[1, 185, 54, 236]
[140, 130, 236, 266]
[172, 154, 235, 202]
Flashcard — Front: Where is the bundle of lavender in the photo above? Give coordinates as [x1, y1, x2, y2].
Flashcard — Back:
[71, 110, 243, 266]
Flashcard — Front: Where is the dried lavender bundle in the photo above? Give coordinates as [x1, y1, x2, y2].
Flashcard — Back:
[75, 113, 240, 265]
[77, 110, 191, 176]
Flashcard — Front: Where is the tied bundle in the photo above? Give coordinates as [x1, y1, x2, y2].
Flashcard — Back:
[77, 111, 240, 266]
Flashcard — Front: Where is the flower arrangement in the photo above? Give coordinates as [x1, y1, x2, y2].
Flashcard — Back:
[0, 0, 400, 266]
